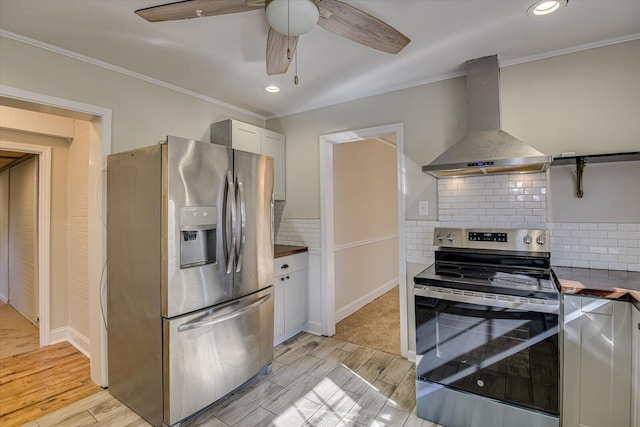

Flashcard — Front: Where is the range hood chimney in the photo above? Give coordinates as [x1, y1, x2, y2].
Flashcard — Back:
[422, 55, 552, 178]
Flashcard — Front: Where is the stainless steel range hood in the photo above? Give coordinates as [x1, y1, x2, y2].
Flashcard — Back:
[423, 55, 552, 178]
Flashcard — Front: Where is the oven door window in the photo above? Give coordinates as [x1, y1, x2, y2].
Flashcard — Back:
[415, 296, 559, 415]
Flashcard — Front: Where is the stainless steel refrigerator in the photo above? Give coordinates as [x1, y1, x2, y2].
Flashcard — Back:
[107, 136, 274, 427]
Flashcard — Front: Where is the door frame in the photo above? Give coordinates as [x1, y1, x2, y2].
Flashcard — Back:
[0, 142, 51, 343]
[319, 123, 409, 358]
[1, 84, 112, 386]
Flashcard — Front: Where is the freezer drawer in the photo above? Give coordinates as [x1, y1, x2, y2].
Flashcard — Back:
[163, 287, 274, 426]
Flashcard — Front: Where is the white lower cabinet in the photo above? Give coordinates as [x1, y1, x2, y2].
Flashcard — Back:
[563, 295, 632, 427]
[632, 305, 640, 427]
[273, 253, 308, 345]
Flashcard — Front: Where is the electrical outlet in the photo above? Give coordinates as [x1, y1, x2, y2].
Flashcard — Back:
[419, 201, 429, 216]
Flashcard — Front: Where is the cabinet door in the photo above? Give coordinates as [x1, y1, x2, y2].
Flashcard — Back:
[261, 129, 286, 200]
[284, 269, 306, 333]
[231, 120, 261, 154]
[563, 296, 632, 427]
[274, 276, 285, 341]
[632, 305, 640, 427]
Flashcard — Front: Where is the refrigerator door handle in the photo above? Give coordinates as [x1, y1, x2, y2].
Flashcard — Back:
[235, 173, 247, 273]
[224, 171, 236, 274]
[270, 194, 274, 248]
[177, 293, 271, 332]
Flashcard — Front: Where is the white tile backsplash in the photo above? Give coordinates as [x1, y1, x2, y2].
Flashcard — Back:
[405, 173, 640, 272]
[438, 173, 548, 229]
[549, 222, 640, 271]
[276, 218, 320, 249]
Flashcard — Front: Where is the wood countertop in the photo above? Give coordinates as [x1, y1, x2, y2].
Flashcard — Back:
[554, 267, 640, 309]
[274, 244, 308, 258]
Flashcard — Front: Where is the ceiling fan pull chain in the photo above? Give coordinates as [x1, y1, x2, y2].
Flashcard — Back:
[294, 47, 299, 85]
[286, 0, 292, 61]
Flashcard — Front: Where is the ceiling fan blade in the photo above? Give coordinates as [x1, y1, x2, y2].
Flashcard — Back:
[135, 0, 262, 22]
[317, 0, 410, 54]
[266, 28, 298, 75]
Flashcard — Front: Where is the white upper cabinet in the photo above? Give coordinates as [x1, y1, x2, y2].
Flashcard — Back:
[231, 120, 261, 153]
[261, 129, 286, 201]
[211, 119, 286, 200]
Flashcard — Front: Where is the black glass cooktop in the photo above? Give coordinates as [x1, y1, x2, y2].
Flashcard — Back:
[414, 248, 559, 300]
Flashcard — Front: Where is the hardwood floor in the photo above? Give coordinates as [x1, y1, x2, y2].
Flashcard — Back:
[0, 341, 102, 427]
[22, 333, 441, 426]
[0, 301, 39, 359]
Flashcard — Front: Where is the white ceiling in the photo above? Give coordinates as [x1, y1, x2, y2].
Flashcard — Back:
[1, 0, 639, 119]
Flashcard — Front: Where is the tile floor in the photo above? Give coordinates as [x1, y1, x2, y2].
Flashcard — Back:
[25, 333, 442, 426]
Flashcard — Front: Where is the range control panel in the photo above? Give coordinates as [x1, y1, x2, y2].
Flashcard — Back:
[433, 228, 550, 253]
[468, 232, 507, 242]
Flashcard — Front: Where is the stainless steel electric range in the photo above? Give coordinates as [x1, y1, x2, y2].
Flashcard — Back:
[414, 228, 560, 427]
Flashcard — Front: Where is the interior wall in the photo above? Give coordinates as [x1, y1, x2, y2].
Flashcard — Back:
[549, 162, 639, 223]
[0, 36, 265, 155]
[267, 39, 640, 222]
[7, 156, 38, 323]
[333, 138, 398, 317]
[67, 120, 90, 338]
[0, 129, 69, 329]
[0, 170, 8, 302]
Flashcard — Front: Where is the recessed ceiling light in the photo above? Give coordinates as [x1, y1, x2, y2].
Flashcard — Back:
[265, 85, 280, 93]
[527, 0, 567, 17]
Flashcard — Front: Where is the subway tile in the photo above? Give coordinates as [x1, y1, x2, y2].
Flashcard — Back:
[618, 224, 639, 231]
[598, 223, 618, 231]
[609, 262, 629, 271]
[571, 260, 590, 268]
[589, 261, 609, 269]
[598, 238, 618, 247]
[608, 247, 628, 255]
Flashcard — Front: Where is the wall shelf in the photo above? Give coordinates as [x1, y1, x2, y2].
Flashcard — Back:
[550, 151, 640, 198]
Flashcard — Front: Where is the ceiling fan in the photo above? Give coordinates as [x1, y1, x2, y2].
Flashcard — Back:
[135, 0, 411, 76]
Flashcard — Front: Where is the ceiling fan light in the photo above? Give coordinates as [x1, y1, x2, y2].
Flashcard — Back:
[266, 0, 319, 37]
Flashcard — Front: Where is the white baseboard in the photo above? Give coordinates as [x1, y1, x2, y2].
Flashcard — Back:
[50, 326, 90, 358]
[405, 349, 416, 362]
[304, 320, 324, 336]
[0, 293, 7, 304]
[335, 277, 398, 323]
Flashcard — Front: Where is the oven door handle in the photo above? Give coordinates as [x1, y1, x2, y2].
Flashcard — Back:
[414, 285, 559, 314]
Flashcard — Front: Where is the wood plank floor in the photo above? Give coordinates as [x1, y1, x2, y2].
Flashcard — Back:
[22, 333, 442, 427]
[0, 341, 102, 427]
[0, 302, 39, 359]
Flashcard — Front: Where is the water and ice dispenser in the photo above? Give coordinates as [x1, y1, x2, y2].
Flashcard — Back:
[179, 206, 217, 268]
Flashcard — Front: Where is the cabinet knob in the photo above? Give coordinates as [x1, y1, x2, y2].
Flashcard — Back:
[280, 277, 285, 281]
[281, 264, 289, 269]
[286, 275, 290, 279]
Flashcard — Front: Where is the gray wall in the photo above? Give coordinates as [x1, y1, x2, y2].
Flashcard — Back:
[267, 40, 640, 223]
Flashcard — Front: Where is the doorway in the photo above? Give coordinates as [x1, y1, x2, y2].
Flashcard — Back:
[319, 123, 409, 358]
[0, 85, 112, 386]
[0, 140, 52, 352]
[0, 153, 40, 358]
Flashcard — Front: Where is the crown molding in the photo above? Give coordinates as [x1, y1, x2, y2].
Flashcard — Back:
[0, 29, 266, 121]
